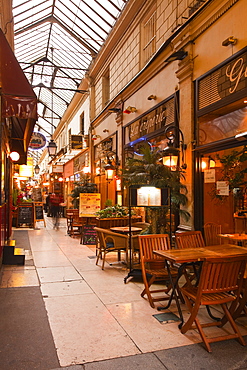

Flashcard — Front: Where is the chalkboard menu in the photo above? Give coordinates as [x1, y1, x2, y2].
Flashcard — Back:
[17, 204, 33, 227]
[82, 225, 97, 245]
[34, 202, 46, 228]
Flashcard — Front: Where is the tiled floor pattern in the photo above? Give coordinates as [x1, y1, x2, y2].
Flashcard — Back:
[1, 217, 247, 367]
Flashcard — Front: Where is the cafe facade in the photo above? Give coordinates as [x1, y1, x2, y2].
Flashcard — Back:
[194, 47, 247, 233]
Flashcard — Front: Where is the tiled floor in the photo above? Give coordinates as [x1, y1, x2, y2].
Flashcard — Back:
[1, 216, 247, 368]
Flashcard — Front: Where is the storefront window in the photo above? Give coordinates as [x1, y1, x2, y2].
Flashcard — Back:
[198, 106, 247, 146]
[202, 146, 247, 233]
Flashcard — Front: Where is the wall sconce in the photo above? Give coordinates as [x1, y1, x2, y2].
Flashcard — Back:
[222, 36, 237, 46]
[103, 129, 109, 133]
[161, 125, 187, 170]
[164, 50, 188, 63]
[47, 139, 57, 157]
[58, 176, 63, 182]
[92, 134, 100, 140]
[123, 106, 137, 114]
[209, 156, 216, 168]
[104, 150, 119, 181]
[147, 95, 156, 100]
[9, 151, 20, 162]
[34, 164, 40, 175]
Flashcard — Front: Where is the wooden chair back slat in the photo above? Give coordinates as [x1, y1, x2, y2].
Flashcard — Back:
[204, 222, 222, 246]
[137, 234, 175, 308]
[175, 231, 205, 249]
[138, 234, 170, 261]
[199, 257, 246, 294]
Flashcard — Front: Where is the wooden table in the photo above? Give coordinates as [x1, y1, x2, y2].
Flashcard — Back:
[110, 226, 142, 234]
[154, 244, 247, 328]
[218, 233, 247, 246]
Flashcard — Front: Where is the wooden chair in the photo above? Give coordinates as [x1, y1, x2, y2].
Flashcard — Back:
[94, 227, 129, 270]
[175, 231, 205, 284]
[204, 222, 222, 246]
[180, 256, 247, 352]
[231, 267, 247, 321]
[175, 231, 205, 249]
[138, 234, 178, 308]
[70, 210, 84, 238]
[66, 209, 76, 235]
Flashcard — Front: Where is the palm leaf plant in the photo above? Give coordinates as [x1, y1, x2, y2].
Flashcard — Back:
[70, 173, 97, 209]
[121, 143, 190, 234]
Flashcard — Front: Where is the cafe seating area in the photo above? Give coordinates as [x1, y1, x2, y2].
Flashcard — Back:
[1, 215, 247, 367]
[63, 210, 247, 353]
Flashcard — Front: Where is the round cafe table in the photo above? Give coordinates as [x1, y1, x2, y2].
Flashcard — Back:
[218, 233, 247, 246]
[110, 226, 142, 234]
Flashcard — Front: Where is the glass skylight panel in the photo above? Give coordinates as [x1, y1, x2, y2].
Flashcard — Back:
[13, 0, 128, 136]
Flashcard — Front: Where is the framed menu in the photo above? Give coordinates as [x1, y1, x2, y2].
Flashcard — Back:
[79, 193, 101, 217]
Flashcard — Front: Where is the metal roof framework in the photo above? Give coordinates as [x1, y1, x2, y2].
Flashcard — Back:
[12, 0, 128, 145]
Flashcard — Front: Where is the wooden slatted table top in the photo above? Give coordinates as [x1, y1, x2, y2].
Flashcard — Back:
[153, 244, 247, 264]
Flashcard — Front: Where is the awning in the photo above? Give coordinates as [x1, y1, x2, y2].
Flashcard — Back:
[0, 28, 37, 164]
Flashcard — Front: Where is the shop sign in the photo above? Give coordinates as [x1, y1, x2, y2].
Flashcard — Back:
[74, 153, 86, 173]
[198, 49, 247, 111]
[69, 135, 83, 150]
[29, 132, 46, 150]
[128, 101, 171, 142]
[52, 165, 63, 173]
[19, 157, 33, 177]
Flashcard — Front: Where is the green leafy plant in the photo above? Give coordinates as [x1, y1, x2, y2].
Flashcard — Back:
[70, 173, 97, 209]
[95, 204, 130, 219]
[121, 142, 190, 234]
[210, 148, 247, 203]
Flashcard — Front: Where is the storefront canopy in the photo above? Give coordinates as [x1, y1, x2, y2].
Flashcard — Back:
[0, 28, 37, 164]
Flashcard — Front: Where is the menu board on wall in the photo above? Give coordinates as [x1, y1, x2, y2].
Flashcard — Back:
[79, 193, 101, 217]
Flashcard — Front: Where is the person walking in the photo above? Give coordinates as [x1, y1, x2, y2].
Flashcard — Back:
[50, 193, 61, 229]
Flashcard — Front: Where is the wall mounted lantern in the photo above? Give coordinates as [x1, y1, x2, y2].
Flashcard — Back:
[47, 139, 57, 156]
[162, 125, 187, 170]
[34, 164, 40, 174]
[104, 150, 119, 181]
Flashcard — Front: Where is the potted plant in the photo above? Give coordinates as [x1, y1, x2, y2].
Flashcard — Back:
[121, 142, 190, 234]
[95, 204, 141, 228]
[70, 173, 97, 209]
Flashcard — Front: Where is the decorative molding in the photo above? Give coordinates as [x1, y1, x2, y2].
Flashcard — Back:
[192, 0, 239, 42]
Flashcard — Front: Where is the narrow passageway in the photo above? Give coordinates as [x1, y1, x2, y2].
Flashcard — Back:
[0, 217, 247, 369]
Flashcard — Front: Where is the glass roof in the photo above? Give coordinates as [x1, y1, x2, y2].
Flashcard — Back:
[12, 0, 128, 142]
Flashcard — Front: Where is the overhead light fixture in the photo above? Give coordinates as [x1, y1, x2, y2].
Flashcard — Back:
[9, 151, 20, 162]
[161, 125, 187, 170]
[108, 108, 121, 113]
[123, 106, 137, 114]
[164, 50, 188, 63]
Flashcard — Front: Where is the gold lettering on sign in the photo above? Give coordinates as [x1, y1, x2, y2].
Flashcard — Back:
[226, 58, 247, 94]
